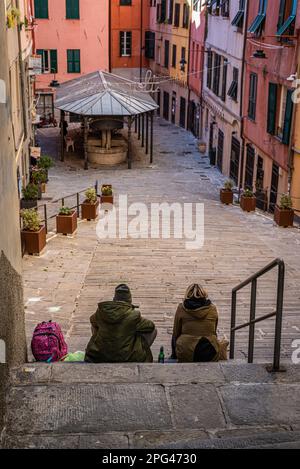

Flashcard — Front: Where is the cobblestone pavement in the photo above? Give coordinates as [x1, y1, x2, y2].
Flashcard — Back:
[23, 118, 300, 361]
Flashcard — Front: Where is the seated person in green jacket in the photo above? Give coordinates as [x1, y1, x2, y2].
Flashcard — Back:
[85, 284, 157, 363]
[171, 283, 228, 362]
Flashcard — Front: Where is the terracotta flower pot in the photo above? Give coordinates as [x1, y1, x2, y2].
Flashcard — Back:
[56, 211, 77, 235]
[21, 225, 46, 255]
[41, 183, 46, 193]
[274, 206, 294, 227]
[81, 199, 99, 220]
[240, 195, 256, 212]
[198, 142, 207, 154]
[220, 189, 233, 205]
[101, 194, 114, 205]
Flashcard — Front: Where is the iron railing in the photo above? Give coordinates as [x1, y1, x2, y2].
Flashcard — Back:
[230, 258, 285, 372]
[21, 181, 99, 235]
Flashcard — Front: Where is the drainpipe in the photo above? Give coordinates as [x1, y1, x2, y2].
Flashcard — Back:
[287, 30, 300, 194]
[238, 0, 250, 201]
[16, 0, 28, 141]
[140, 0, 143, 82]
[108, 0, 112, 73]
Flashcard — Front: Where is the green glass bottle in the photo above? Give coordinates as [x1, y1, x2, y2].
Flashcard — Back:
[158, 346, 165, 364]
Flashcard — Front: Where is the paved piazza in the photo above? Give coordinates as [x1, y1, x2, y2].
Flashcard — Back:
[23, 118, 300, 362]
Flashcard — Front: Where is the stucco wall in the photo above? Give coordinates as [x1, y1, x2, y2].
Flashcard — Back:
[0, 3, 27, 431]
[34, 0, 109, 89]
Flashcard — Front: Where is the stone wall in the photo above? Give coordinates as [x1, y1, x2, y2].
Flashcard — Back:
[0, 3, 27, 431]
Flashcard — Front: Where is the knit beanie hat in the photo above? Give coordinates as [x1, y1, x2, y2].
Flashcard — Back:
[113, 284, 132, 304]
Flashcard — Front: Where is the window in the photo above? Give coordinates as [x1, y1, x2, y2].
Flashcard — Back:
[182, 3, 190, 28]
[120, 0, 132, 4]
[120, 32, 132, 57]
[248, 0, 267, 35]
[207, 51, 213, 89]
[267, 83, 278, 135]
[228, 67, 239, 101]
[221, 58, 228, 101]
[232, 0, 245, 28]
[277, 0, 297, 36]
[221, 0, 230, 18]
[207, 0, 221, 16]
[67, 49, 80, 73]
[66, 0, 79, 19]
[160, 0, 167, 22]
[34, 0, 48, 18]
[36, 49, 57, 73]
[248, 73, 258, 120]
[164, 40, 170, 68]
[212, 54, 221, 96]
[174, 3, 180, 27]
[282, 89, 293, 145]
[267, 84, 294, 144]
[168, 0, 174, 24]
[145, 31, 155, 59]
[172, 44, 177, 68]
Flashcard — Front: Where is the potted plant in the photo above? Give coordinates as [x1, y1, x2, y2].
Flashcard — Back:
[81, 188, 99, 220]
[220, 180, 234, 205]
[198, 142, 207, 154]
[32, 169, 47, 195]
[20, 184, 39, 209]
[240, 188, 256, 212]
[37, 155, 54, 182]
[21, 209, 46, 255]
[101, 185, 114, 205]
[274, 194, 294, 227]
[56, 206, 78, 235]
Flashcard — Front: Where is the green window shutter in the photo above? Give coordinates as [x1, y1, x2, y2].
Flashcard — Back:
[34, 0, 48, 19]
[50, 50, 58, 74]
[282, 89, 293, 145]
[66, 0, 80, 19]
[267, 83, 277, 135]
[74, 49, 80, 73]
[67, 50, 73, 73]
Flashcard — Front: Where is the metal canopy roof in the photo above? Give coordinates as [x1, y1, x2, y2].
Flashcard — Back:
[54, 71, 158, 117]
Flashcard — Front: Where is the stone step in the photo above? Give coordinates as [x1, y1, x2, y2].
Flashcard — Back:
[1, 362, 300, 449]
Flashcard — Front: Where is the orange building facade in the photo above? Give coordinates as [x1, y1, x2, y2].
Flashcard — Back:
[110, 0, 150, 80]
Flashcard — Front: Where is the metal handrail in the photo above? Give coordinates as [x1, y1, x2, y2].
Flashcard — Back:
[21, 181, 99, 235]
[230, 258, 285, 372]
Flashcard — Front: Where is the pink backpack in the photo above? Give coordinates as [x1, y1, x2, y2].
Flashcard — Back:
[31, 321, 68, 362]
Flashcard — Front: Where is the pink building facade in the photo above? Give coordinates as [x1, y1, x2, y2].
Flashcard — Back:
[188, 0, 206, 137]
[243, 0, 300, 212]
[33, 0, 109, 118]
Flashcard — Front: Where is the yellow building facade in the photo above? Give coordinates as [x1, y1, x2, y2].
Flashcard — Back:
[291, 59, 300, 215]
[149, 1, 191, 128]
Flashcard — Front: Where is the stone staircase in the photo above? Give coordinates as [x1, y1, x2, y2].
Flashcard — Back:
[1, 362, 300, 449]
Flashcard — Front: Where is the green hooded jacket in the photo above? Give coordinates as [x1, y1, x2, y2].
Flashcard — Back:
[85, 301, 155, 363]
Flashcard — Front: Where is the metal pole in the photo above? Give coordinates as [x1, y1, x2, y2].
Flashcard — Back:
[150, 111, 154, 164]
[60, 110, 65, 162]
[272, 262, 285, 371]
[134, 115, 137, 133]
[44, 204, 48, 234]
[230, 291, 237, 359]
[77, 193, 80, 217]
[248, 279, 257, 363]
[142, 113, 145, 147]
[84, 117, 88, 170]
[138, 114, 141, 140]
[146, 112, 149, 155]
[128, 116, 132, 169]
